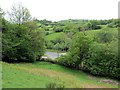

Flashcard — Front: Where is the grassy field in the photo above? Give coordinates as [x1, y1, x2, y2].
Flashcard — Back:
[46, 32, 64, 40]
[2, 61, 118, 88]
[46, 28, 118, 41]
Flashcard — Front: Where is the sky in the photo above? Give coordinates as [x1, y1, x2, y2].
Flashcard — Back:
[0, 0, 119, 21]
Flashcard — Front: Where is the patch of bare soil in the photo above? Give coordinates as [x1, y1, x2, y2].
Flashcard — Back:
[88, 76, 119, 86]
[99, 79, 119, 86]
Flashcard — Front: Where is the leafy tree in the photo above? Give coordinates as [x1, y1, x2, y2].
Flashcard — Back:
[2, 5, 45, 62]
[82, 42, 119, 79]
[59, 33, 92, 69]
[54, 26, 63, 32]
[95, 28, 114, 43]
[2, 21, 45, 62]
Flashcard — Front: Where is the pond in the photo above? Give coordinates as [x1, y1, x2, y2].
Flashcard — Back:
[45, 52, 66, 59]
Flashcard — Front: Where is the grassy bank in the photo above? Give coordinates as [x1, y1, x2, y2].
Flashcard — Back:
[2, 61, 118, 88]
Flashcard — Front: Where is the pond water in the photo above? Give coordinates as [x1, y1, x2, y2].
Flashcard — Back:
[45, 52, 66, 59]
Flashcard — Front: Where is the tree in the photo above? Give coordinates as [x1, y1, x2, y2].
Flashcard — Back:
[2, 21, 45, 62]
[95, 28, 114, 43]
[0, 8, 5, 30]
[54, 43, 60, 57]
[58, 33, 92, 69]
[0, 8, 4, 18]
[2, 4, 45, 62]
[8, 3, 32, 25]
[0, 8, 4, 60]
[82, 41, 119, 79]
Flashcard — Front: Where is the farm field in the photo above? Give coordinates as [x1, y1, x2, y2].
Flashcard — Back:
[46, 28, 118, 41]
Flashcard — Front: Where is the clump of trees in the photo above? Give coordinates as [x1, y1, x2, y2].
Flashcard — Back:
[45, 34, 71, 52]
[58, 28, 119, 79]
[58, 33, 92, 68]
[2, 4, 45, 62]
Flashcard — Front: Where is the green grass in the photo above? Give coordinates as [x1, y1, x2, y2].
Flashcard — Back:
[99, 25, 108, 28]
[46, 32, 64, 40]
[2, 61, 118, 88]
[80, 28, 117, 37]
[46, 28, 118, 41]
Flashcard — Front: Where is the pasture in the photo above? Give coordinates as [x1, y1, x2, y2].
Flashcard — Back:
[2, 61, 118, 88]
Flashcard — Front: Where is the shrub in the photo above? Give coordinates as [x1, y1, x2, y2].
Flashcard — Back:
[45, 40, 54, 49]
[46, 82, 65, 89]
[82, 42, 119, 79]
[54, 27, 63, 32]
[46, 32, 50, 35]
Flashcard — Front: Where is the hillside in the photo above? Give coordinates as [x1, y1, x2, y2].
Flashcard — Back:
[2, 61, 118, 88]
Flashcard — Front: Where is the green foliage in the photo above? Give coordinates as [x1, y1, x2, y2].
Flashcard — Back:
[58, 29, 119, 79]
[46, 33, 71, 51]
[54, 26, 63, 32]
[107, 19, 119, 28]
[58, 33, 92, 69]
[82, 42, 119, 79]
[2, 21, 45, 62]
[2, 5, 45, 62]
[45, 40, 54, 49]
[83, 22, 101, 30]
[108, 23, 115, 28]
[95, 28, 114, 43]
[46, 82, 65, 89]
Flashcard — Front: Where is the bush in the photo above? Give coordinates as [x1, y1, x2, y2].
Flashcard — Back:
[46, 82, 65, 89]
[46, 32, 50, 35]
[45, 40, 54, 49]
[82, 42, 119, 79]
[54, 27, 63, 32]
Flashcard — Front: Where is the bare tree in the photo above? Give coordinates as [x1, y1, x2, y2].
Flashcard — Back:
[0, 7, 5, 32]
[8, 3, 32, 25]
[0, 8, 4, 18]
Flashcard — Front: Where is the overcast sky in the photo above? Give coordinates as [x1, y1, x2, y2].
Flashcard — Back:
[0, 0, 119, 21]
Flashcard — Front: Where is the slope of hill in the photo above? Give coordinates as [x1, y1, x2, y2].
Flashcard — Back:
[2, 61, 118, 88]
